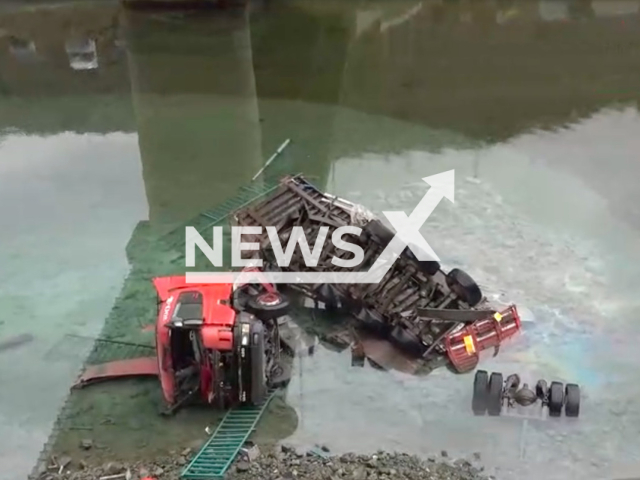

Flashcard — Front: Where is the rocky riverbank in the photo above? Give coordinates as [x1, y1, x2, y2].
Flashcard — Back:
[37, 444, 491, 480]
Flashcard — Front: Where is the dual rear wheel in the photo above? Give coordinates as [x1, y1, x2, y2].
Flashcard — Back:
[548, 381, 581, 418]
[472, 370, 503, 416]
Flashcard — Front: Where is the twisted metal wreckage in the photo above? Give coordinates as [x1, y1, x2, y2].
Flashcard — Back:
[73, 174, 522, 415]
[231, 174, 521, 373]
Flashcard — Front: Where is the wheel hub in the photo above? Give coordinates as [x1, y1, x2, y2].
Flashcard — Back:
[257, 292, 281, 306]
[514, 386, 537, 406]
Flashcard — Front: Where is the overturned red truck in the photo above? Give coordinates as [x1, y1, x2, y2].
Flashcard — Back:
[72, 174, 521, 414]
[74, 269, 295, 414]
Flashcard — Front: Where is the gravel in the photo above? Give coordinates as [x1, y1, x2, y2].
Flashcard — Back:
[35, 444, 491, 480]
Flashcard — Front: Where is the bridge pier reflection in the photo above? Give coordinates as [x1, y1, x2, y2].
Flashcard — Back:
[122, 9, 264, 230]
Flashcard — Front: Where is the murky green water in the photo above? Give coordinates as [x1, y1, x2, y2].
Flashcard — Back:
[2, 1, 640, 479]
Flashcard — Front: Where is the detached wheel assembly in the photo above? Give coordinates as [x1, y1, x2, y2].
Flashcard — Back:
[246, 292, 291, 321]
[472, 372, 582, 419]
[472, 370, 489, 415]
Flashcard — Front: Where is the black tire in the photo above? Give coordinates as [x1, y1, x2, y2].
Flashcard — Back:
[363, 220, 395, 247]
[389, 325, 426, 357]
[234, 320, 268, 406]
[354, 306, 390, 336]
[472, 370, 489, 415]
[446, 268, 483, 307]
[487, 372, 503, 416]
[404, 245, 441, 276]
[314, 284, 348, 311]
[245, 292, 291, 321]
[548, 381, 564, 417]
[564, 383, 580, 417]
[249, 321, 267, 405]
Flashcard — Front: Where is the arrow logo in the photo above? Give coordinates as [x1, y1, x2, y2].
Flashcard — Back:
[383, 169, 454, 261]
[358, 170, 454, 283]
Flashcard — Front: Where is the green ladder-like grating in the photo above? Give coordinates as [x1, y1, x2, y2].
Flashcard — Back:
[199, 181, 281, 228]
[181, 389, 278, 480]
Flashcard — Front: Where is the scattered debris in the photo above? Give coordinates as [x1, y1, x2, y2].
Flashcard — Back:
[251, 138, 291, 181]
[104, 462, 124, 475]
[80, 439, 93, 450]
[240, 442, 261, 462]
[98, 473, 128, 480]
[42, 447, 489, 480]
[280, 444, 295, 454]
[308, 445, 331, 459]
[57, 456, 71, 474]
[350, 336, 366, 367]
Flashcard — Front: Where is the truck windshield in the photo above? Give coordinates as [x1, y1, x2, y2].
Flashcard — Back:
[173, 291, 203, 321]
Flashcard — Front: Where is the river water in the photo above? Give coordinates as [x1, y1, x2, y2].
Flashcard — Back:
[1, 1, 640, 480]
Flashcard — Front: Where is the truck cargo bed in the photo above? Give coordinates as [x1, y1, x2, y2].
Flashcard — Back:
[232, 175, 520, 371]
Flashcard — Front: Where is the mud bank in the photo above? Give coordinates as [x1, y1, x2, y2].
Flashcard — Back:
[36, 443, 490, 480]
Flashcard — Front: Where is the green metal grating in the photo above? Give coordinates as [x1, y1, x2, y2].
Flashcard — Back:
[181, 389, 279, 480]
[199, 181, 281, 228]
